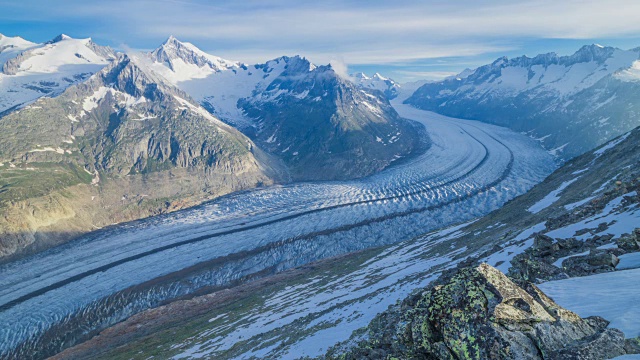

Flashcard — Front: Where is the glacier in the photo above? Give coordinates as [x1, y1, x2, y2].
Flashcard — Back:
[0, 102, 556, 357]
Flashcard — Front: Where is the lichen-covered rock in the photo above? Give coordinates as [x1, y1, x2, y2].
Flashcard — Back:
[625, 337, 640, 354]
[328, 264, 628, 360]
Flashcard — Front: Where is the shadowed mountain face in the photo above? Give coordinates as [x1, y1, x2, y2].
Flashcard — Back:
[406, 44, 640, 159]
[239, 57, 424, 180]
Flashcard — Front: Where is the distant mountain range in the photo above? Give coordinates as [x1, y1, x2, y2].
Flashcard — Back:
[406, 44, 640, 159]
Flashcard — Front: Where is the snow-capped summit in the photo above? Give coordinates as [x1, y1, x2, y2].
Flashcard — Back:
[3, 34, 115, 75]
[46, 33, 73, 44]
[148, 36, 239, 82]
[353, 72, 369, 80]
[0, 33, 36, 67]
[372, 72, 388, 81]
[353, 71, 400, 99]
[0, 34, 115, 114]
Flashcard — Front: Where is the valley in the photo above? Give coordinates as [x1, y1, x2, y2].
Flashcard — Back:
[0, 102, 555, 358]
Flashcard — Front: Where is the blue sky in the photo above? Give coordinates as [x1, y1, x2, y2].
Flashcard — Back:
[3, 0, 640, 82]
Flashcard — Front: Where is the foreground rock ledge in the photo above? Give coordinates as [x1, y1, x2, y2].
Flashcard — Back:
[329, 263, 632, 359]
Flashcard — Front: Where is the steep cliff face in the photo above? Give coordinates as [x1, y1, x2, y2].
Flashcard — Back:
[0, 54, 280, 260]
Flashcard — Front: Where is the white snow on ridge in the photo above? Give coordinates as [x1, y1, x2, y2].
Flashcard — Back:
[594, 132, 630, 157]
[0, 35, 113, 114]
[9, 36, 109, 75]
[0, 34, 36, 67]
[527, 178, 579, 214]
[453, 47, 640, 100]
[546, 191, 639, 241]
[145, 37, 290, 129]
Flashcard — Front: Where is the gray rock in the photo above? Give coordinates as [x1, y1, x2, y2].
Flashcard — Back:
[617, 233, 640, 252]
[531, 233, 560, 257]
[562, 250, 619, 277]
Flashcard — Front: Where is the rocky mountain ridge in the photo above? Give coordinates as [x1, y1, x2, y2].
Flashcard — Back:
[146, 37, 422, 180]
[406, 44, 640, 159]
[327, 263, 634, 360]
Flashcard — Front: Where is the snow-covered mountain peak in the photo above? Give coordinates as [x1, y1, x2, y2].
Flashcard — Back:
[0, 35, 115, 114]
[149, 36, 239, 79]
[353, 71, 400, 99]
[2, 35, 114, 75]
[0, 33, 35, 48]
[567, 43, 618, 64]
[372, 72, 388, 81]
[353, 72, 369, 80]
[0, 34, 36, 67]
[281, 55, 316, 73]
[46, 34, 73, 44]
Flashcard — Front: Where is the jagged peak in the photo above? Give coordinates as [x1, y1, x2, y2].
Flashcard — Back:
[372, 72, 388, 81]
[353, 72, 369, 80]
[150, 36, 238, 72]
[46, 34, 73, 44]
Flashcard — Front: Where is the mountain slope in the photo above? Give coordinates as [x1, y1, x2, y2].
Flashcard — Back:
[147, 37, 424, 180]
[0, 34, 116, 115]
[0, 53, 278, 259]
[406, 44, 640, 159]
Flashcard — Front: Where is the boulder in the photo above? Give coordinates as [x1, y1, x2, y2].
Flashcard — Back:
[531, 233, 560, 257]
[617, 233, 640, 252]
[625, 337, 640, 354]
[509, 256, 569, 283]
[556, 237, 583, 251]
[562, 250, 620, 277]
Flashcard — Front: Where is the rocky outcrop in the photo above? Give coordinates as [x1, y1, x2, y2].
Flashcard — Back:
[562, 250, 620, 277]
[328, 264, 629, 360]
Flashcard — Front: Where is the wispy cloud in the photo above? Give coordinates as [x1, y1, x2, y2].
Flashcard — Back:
[392, 70, 458, 81]
[3, 0, 640, 81]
